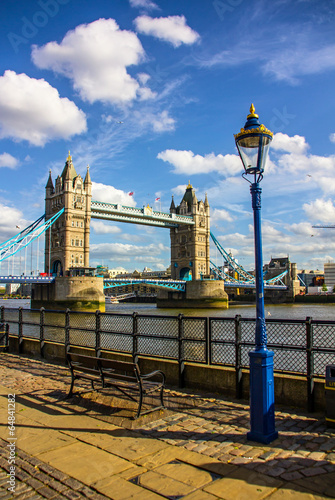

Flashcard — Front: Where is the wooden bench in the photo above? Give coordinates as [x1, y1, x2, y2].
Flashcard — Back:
[66, 350, 166, 419]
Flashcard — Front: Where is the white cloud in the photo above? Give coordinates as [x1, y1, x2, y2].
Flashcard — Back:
[0, 153, 19, 169]
[172, 184, 189, 197]
[90, 241, 168, 259]
[261, 223, 291, 244]
[137, 86, 157, 100]
[0, 204, 28, 239]
[303, 199, 335, 223]
[274, 151, 335, 176]
[134, 109, 175, 132]
[271, 133, 309, 154]
[92, 182, 137, 206]
[157, 149, 241, 175]
[263, 44, 335, 84]
[211, 208, 234, 223]
[330, 133, 335, 143]
[134, 15, 200, 47]
[91, 221, 122, 235]
[286, 222, 315, 237]
[137, 73, 150, 85]
[0, 71, 86, 146]
[317, 177, 335, 195]
[201, 37, 335, 85]
[32, 18, 152, 105]
[129, 0, 160, 10]
[151, 110, 175, 132]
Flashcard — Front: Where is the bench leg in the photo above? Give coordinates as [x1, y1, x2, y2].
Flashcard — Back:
[160, 386, 165, 409]
[135, 391, 143, 419]
[66, 377, 75, 399]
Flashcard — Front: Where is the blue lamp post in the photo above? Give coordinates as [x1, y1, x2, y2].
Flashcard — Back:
[234, 104, 278, 444]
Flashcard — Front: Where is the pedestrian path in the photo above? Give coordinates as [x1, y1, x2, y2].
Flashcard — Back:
[0, 353, 335, 499]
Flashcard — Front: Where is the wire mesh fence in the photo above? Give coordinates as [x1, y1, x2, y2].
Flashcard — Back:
[2, 306, 335, 380]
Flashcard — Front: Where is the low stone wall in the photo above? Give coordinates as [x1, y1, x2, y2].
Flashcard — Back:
[8, 335, 326, 412]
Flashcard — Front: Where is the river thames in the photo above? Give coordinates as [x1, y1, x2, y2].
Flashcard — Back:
[2, 298, 335, 320]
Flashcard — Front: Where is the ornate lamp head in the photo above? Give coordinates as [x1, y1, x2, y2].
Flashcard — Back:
[234, 104, 273, 181]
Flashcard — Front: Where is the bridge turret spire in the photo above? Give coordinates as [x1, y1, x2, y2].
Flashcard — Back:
[61, 151, 77, 185]
[45, 169, 54, 192]
[204, 192, 209, 207]
[170, 196, 176, 213]
[84, 165, 92, 186]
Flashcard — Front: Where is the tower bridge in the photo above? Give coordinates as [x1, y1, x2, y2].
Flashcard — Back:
[44, 153, 211, 283]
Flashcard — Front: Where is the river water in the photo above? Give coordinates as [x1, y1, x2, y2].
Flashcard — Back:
[2, 298, 334, 320]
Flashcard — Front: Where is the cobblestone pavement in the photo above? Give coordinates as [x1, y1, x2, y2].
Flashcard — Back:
[1, 352, 335, 499]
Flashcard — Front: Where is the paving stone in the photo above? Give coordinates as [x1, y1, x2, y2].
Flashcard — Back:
[280, 471, 304, 481]
[301, 466, 327, 477]
[36, 486, 59, 498]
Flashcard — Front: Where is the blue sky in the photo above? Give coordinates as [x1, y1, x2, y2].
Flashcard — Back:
[1, 0, 335, 274]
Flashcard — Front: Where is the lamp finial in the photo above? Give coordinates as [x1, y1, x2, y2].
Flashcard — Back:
[247, 103, 259, 119]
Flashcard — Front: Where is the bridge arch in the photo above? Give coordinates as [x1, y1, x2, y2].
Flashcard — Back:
[52, 260, 63, 276]
[179, 267, 192, 281]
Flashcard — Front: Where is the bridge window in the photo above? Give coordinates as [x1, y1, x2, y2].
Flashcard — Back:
[71, 239, 74, 246]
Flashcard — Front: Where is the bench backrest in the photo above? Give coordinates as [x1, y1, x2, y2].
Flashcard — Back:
[67, 351, 140, 383]
[67, 352, 99, 370]
[98, 357, 140, 383]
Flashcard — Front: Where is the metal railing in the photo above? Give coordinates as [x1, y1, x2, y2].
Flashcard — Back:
[2, 306, 335, 411]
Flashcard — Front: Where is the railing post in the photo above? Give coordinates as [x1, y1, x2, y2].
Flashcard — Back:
[40, 307, 45, 358]
[178, 313, 185, 388]
[132, 312, 138, 363]
[0, 305, 4, 322]
[207, 317, 211, 365]
[235, 315, 242, 399]
[65, 309, 70, 364]
[205, 318, 211, 365]
[306, 316, 314, 412]
[4, 323, 9, 352]
[95, 310, 101, 358]
[18, 307, 23, 354]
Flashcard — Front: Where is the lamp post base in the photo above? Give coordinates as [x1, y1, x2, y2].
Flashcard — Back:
[247, 349, 278, 444]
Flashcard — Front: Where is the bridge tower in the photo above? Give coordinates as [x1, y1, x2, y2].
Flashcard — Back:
[170, 182, 210, 280]
[44, 153, 92, 275]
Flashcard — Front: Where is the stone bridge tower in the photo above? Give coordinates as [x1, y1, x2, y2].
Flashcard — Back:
[44, 153, 92, 275]
[170, 182, 210, 280]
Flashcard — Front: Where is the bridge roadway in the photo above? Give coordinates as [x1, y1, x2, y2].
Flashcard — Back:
[0, 275, 287, 292]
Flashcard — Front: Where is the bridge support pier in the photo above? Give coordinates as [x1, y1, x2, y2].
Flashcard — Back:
[31, 277, 105, 312]
[156, 279, 228, 309]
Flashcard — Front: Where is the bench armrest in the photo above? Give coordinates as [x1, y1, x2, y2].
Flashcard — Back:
[141, 370, 165, 383]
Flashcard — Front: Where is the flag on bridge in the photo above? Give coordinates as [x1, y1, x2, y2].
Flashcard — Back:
[128, 192, 134, 196]
[155, 197, 160, 201]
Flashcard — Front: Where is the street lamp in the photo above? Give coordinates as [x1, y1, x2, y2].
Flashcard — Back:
[234, 104, 278, 444]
